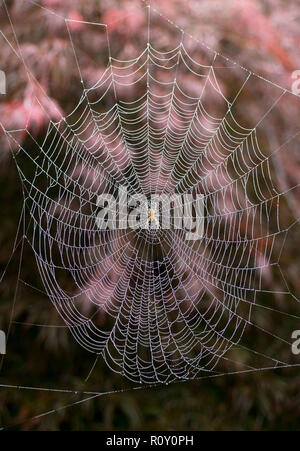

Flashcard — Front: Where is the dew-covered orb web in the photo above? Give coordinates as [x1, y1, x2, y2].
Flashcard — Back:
[1, 2, 300, 388]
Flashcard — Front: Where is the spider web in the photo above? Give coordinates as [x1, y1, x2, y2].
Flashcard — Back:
[1, 0, 300, 426]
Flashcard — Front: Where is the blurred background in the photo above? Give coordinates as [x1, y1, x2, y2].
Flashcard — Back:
[1, 0, 300, 430]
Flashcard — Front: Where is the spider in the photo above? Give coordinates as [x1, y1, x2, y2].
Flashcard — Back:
[145, 208, 160, 228]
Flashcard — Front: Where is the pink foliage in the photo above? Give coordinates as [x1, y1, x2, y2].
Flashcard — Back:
[67, 10, 85, 32]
